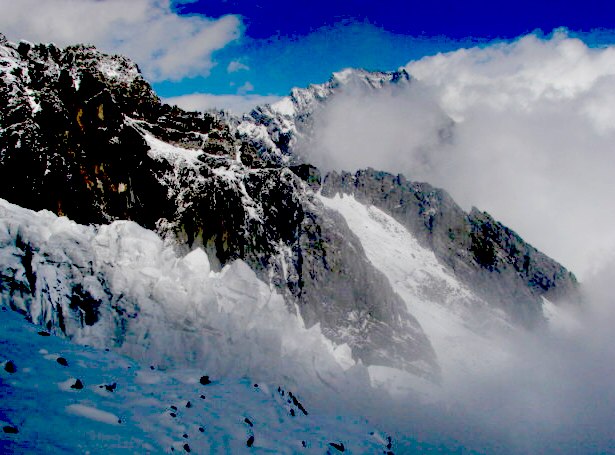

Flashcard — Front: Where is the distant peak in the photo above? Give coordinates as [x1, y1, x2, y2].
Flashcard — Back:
[331, 68, 356, 84]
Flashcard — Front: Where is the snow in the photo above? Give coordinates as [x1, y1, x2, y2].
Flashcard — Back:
[97, 58, 139, 85]
[0, 197, 355, 387]
[0, 42, 22, 87]
[332, 68, 354, 84]
[0, 41, 35, 111]
[2, 194, 462, 452]
[132, 119, 266, 226]
[72, 73, 81, 91]
[141, 127, 203, 167]
[319, 193, 516, 388]
[237, 121, 280, 152]
[327, 342, 355, 371]
[58, 377, 79, 391]
[0, 307, 396, 454]
[66, 404, 121, 425]
[270, 97, 295, 117]
[25, 88, 41, 114]
[0, 39, 59, 117]
[542, 297, 581, 333]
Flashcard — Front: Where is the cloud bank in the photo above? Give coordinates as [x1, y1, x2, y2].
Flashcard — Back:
[301, 32, 615, 278]
[391, 270, 615, 454]
[0, 0, 241, 81]
[164, 93, 281, 114]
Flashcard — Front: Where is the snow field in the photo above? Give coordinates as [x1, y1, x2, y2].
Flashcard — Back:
[0, 308, 397, 454]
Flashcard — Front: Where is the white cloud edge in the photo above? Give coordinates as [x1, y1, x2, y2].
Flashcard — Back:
[299, 32, 615, 278]
[227, 60, 250, 73]
[0, 0, 242, 82]
[163, 93, 283, 114]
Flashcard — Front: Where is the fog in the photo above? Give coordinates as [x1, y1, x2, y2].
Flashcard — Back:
[313, 262, 615, 454]
[439, 273, 615, 454]
[295, 31, 615, 453]
[299, 31, 615, 279]
[164, 93, 282, 114]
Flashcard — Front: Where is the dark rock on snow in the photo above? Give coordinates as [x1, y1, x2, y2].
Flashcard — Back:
[329, 441, 345, 452]
[4, 360, 16, 373]
[104, 382, 117, 392]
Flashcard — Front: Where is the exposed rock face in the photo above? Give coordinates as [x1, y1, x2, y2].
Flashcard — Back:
[321, 169, 578, 327]
[0, 35, 437, 377]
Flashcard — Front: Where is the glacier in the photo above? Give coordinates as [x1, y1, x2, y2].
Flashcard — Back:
[0, 198, 359, 388]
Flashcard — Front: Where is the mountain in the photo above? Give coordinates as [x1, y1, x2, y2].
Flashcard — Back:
[0, 33, 579, 422]
[239, 67, 577, 327]
[0, 34, 437, 379]
[238, 68, 413, 165]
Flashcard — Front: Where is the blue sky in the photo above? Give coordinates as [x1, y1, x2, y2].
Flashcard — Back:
[153, 0, 615, 98]
[1, 0, 615, 106]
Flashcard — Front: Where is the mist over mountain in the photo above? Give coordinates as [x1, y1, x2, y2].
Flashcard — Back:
[295, 33, 615, 279]
[0, 33, 613, 454]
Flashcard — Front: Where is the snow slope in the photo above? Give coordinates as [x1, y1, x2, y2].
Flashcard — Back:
[319, 193, 517, 391]
[0, 308, 398, 454]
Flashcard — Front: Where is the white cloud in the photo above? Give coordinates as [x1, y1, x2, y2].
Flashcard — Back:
[164, 93, 281, 114]
[227, 60, 250, 73]
[300, 32, 615, 278]
[237, 81, 255, 94]
[0, 0, 241, 81]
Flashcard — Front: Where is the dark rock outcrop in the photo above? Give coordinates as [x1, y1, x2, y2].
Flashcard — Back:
[329, 441, 345, 452]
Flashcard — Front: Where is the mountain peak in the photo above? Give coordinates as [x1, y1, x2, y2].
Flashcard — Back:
[238, 67, 414, 166]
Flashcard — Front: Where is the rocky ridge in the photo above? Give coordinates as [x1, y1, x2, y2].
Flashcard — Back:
[320, 169, 578, 327]
[238, 69, 578, 328]
[0, 35, 436, 378]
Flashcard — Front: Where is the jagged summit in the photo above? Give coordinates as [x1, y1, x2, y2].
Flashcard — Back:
[285, 67, 412, 115]
[236, 67, 412, 165]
